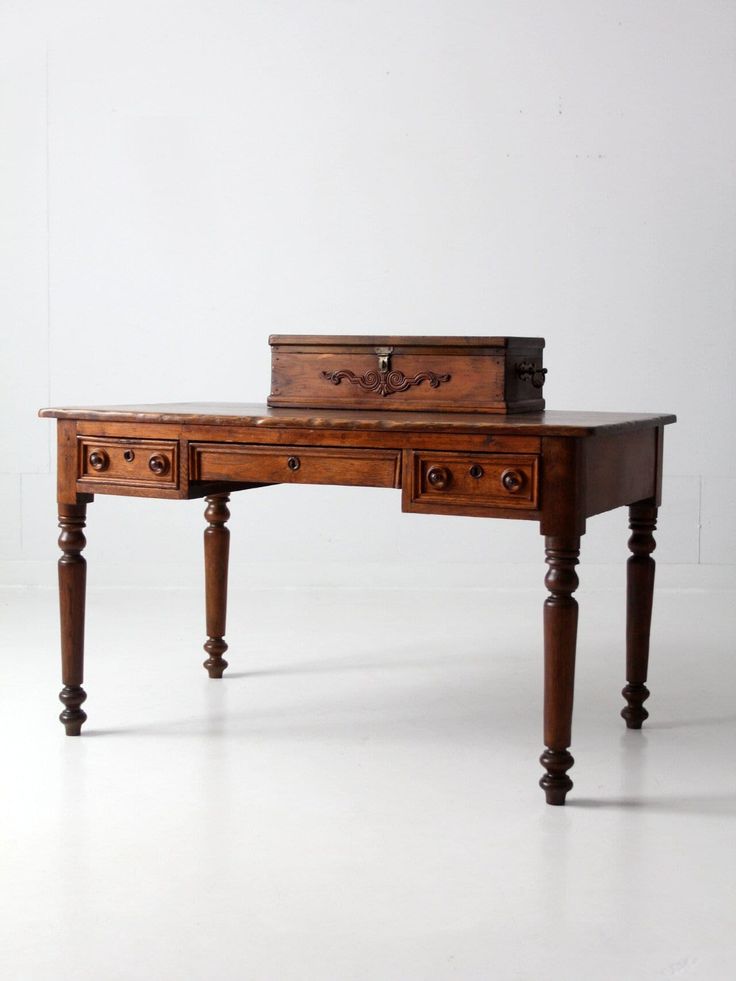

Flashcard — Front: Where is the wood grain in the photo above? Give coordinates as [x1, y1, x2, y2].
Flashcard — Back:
[539, 536, 580, 805]
[40, 376, 676, 807]
[203, 494, 230, 679]
[403, 449, 539, 514]
[268, 334, 545, 348]
[58, 503, 88, 735]
[77, 435, 179, 490]
[622, 500, 658, 729]
[76, 419, 541, 454]
[191, 443, 401, 489]
[584, 429, 657, 518]
[39, 404, 676, 437]
[268, 335, 547, 412]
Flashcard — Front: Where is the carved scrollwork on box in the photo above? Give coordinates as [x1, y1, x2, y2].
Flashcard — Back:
[321, 367, 451, 398]
[321, 345, 451, 398]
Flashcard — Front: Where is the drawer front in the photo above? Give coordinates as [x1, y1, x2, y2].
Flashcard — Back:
[77, 436, 179, 489]
[405, 450, 539, 511]
[190, 443, 401, 489]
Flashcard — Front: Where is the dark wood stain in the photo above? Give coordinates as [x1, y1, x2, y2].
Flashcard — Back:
[203, 494, 230, 679]
[622, 501, 658, 729]
[39, 404, 675, 437]
[40, 349, 676, 806]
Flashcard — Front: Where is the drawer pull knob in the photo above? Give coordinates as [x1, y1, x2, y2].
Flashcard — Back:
[287, 456, 301, 471]
[469, 464, 484, 479]
[427, 465, 451, 490]
[123, 449, 135, 463]
[148, 454, 170, 476]
[89, 450, 109, 472]
[501, 468, 525, 493]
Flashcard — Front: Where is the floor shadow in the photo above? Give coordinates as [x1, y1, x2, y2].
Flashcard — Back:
[81, 725, 198, 737]
[645, 714, 736, 731]
[222, 651, 487, 680]
[569, 794, 736, 816]
[81, 729, 138, 737]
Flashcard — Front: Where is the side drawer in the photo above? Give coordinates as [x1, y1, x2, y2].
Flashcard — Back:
[190, 443, 402, 489]
[403, 449, 539, 513]
[77, 436, 179, 489]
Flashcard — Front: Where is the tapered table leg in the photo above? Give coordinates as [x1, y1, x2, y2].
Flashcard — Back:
[58, 503, 88, 735]
[539, 536, 580, 805]
[622, 500, 658, 729]
[203, 494, 230, 678]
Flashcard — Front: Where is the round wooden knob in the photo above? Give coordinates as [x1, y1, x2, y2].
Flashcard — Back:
[148, 453, 169, 476]
[469, 463, 484, 479]
[501, 468, 524, 493]
[89, 449, 109, 472]
[427, 465, 451, 490]
[287, 456, 301, 471]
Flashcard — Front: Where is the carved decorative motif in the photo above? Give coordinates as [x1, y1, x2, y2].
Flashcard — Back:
[321, 367, 451, 398]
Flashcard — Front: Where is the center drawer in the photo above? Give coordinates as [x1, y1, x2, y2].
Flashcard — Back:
[189, 443, 402, 488]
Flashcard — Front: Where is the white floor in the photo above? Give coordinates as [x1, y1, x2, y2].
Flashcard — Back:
[1, 582, 735, 981]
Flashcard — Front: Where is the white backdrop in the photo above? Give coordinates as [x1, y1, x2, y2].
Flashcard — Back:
[1, 1, 734, 587]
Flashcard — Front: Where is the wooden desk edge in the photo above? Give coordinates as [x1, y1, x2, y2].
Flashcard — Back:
[38, 404, 677, 438]
[41, 402, 676, 807]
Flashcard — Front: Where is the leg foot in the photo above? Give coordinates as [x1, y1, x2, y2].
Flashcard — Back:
[539, 749, 574, 805]
[540, 536, 580, 805]
[58, 503, 88, 735]
[59, 685, 88, 736]
[621, 682, 650, 729]
[622, 501, 657, 728]
[203, 638, 229, 679]
[203, 494, 230, 678]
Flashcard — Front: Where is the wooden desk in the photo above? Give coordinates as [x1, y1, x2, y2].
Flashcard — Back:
[39, 403, 676, 805]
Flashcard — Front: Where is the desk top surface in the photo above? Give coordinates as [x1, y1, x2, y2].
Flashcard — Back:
[40, 403, 676, 437]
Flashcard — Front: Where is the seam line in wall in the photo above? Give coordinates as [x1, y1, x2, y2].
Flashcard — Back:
[697, 474, 702, 565]
[45, 45, 52, 470]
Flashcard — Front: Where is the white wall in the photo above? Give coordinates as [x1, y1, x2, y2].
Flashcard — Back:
[1, 1, 734, 587]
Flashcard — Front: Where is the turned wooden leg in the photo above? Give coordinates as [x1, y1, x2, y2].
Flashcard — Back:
[622, 500, 657, 729]
[203, 494, 230, 678]
[539, 536, 580, 805]
[58, 503, 88, 735]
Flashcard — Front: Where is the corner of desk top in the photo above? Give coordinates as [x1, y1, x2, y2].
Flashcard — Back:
[583, 412, 677, 434]
[38, 407, 88, 419]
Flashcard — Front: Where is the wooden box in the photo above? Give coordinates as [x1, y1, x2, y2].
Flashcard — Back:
[267, 335, 546, 413]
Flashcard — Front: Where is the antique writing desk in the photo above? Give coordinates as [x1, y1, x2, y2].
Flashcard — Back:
[39, 401, 676, 805]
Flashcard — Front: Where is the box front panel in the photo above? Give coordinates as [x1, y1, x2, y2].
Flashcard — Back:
[269, 349, 507, 412]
